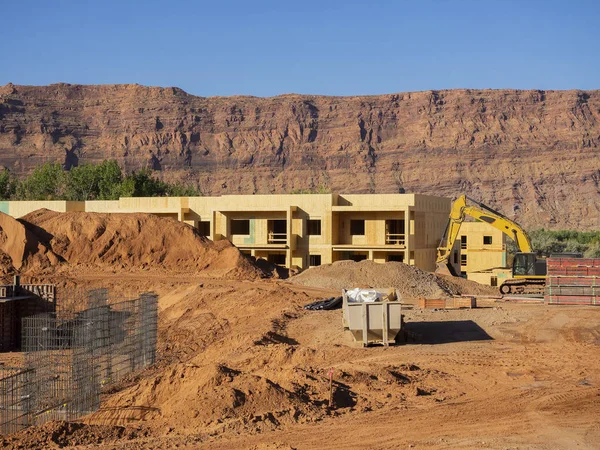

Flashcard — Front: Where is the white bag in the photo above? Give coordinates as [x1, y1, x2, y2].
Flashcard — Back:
[346, 288, 382, 303]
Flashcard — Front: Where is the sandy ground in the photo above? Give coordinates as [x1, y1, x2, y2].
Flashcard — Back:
[2, 270, 598, 450]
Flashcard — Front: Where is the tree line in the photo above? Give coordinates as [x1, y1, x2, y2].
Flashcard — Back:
[529, 229, 600, 258]
[1, 161, 598, 257]
[505, 229, 600, 258]
[0, 160, 200, 201]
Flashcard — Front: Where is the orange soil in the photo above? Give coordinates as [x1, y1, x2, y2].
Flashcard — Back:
[1, 271, 598, 450]
[0, 209, 266, 279]
[0, 213, 598, 449]
[289, 260, 498, 301]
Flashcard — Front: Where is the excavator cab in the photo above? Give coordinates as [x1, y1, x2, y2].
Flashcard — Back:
[512, 252, 547, 277]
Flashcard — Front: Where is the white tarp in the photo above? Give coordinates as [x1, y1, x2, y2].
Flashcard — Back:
[346, 288, 383, 303]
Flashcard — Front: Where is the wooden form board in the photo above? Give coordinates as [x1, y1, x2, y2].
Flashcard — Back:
[418, 297, 476, 309]
[418, 298, 446, 309]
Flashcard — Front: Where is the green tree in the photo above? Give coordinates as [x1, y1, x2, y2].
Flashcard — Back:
[165, 181, 201, 197]
[65, 160, 125, 201]
[15, 163, 66, 200]
[584, 241, 600, 258]
[96, 160, 124, 199]
[0, 169, 17, 200]
[122, 168, 168, 197]
[8, 159, 200, 200]
[528, 229, 600, 257]
[65, 163, 100, 201]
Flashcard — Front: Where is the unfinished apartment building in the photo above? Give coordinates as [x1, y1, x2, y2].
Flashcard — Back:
[448, 222, 509, 286]
[82, 193, 450, 271]
[3, 195, 515, 280]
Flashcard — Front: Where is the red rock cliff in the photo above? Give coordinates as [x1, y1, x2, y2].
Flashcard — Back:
[1, 83, 599, 229]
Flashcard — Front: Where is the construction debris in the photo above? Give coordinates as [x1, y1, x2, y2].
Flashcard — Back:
[303, 296, 343, 311]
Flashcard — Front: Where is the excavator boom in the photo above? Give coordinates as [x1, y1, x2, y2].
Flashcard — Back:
[436, 195, 533, 274]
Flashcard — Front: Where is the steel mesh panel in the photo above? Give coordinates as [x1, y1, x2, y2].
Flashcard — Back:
[1, 291, 159, 434]
[0, 367, 33, 434]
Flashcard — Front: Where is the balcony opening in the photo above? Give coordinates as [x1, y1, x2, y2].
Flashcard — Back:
[350, 220, 365, 236]
[349, 253, 367, 262]
[387, 254, 404, 263]
[385, 219, 405, 245]
[198, 221, 210, 236]
[461, 254, 467, 266]
[231, 219, 250, 235]
[267, 253, 286, 266]
[483, 235, 492, 245]
[268, 219, 287, 244]
[460, 235, 467, 249]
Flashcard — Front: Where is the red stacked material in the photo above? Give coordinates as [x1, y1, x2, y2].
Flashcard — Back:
[545, 258, 599, 305]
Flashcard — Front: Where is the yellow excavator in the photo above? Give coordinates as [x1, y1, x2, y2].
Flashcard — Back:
[435, 195, 547, 294]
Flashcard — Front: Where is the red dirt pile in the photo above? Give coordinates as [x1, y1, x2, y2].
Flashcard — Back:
[79, 281, 462, 439]
[289, 260, 498, 300]
[0, 209, 266, 279]
[0, 212, 59, 276]
[0, 420, 145, 450]
[85, 283, 328, 435]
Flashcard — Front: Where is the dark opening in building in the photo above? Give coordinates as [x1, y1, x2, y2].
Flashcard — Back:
[267, 253, 286, 266]
[350, 220, 365, 236]
[460, 235, 467, 249]
[483, 235, 492, 245]
[198, 221, 210, 236]
[231, 219, 250, 235]
[309, 254, 321, 266]
[385, 219, 405, 244]
[349, 253, 367, 262]
[387, 254, 404, 262]
[267, 220, 287, 243]
[307, 219, 321, 236]
[461, 254, 467, 265]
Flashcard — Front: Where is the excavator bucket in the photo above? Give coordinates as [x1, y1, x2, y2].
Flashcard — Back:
[435, 261, 455, 276]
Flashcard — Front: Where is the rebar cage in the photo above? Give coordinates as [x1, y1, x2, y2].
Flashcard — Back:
[0, 290, 158, 435]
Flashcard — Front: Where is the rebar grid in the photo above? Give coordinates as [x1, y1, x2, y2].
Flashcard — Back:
[0, 290, 159, 435]
[0, 367, 33, 434]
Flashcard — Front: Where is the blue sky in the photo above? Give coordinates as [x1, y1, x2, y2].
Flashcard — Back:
[1, 0, 598, 97]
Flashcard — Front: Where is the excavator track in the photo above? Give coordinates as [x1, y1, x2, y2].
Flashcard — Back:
[499, 279, 545, 295]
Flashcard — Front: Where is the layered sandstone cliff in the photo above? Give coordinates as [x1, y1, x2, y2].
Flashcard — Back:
[1, 83, 599, 229]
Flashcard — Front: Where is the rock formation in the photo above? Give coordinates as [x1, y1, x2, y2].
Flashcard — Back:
[1, 83, 599, 229]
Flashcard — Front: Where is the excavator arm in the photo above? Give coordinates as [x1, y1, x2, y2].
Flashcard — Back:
[436, 195, 532, 274]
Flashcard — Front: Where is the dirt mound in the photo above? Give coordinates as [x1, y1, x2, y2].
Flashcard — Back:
[17, 209, 264, 278]
[84, 283, 328, 435]
[0, 212, 59, 275]
[435, 274, 500, 297]
[97, 363, 323, 435]
[289, 260, 498, 300]
[81, 280, 468, 439]
[0, 420, 143, 450]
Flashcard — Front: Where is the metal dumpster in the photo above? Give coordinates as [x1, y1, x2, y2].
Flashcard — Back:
[342, 288, 405, 346]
